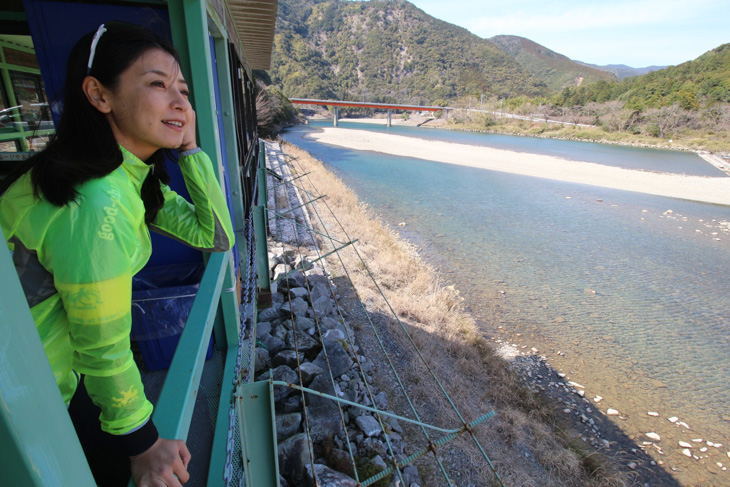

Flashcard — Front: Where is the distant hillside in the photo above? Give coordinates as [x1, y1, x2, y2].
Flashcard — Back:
[271, 0, 549, 104]
[576, 62, 666, 80]
[555, 43, 730, 108]
[489, 35, 616, 90]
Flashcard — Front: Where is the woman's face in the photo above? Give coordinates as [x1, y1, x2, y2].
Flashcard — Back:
[103, 48, 191, 161]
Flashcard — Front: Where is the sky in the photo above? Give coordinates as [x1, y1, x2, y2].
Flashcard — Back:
[407, 0, 729, 67]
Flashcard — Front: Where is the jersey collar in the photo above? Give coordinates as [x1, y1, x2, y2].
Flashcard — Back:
[119, 145, 152, 187]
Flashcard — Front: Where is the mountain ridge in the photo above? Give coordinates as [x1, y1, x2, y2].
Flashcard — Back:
[271, 0, 550, 104]
[488, 35, 617, 90]
[574, 61, 667, 80]
[269, 0, 728, 111]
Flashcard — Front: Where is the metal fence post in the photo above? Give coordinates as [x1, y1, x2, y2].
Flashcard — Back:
[254, 205, 270, 295]
[258, 141, 269, 232]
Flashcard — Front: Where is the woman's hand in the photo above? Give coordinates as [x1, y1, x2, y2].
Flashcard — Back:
[130, 437, 191, 486]
[179, 108, 197, 152]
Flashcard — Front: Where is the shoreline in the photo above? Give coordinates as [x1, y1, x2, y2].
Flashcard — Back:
[305, 127, 730, 206]
[310, 116, 730, 158]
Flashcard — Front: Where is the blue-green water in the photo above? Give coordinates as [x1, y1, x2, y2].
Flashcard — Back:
[282, 122, 730, 457]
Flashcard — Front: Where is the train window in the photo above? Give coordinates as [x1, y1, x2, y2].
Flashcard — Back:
[0, 36, 55, 160]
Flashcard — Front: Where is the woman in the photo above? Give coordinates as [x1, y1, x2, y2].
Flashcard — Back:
[0, 22, 234, 486]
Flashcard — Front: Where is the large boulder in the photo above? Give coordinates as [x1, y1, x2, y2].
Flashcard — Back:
[299, 361, 324, 386]
[276, 412, 302, 443]
[256, 321, 272, 337]
[259, 306, 282, 322]
[294, 316, 315, 332]
[261, 334, 286, 356]
[281, 297, 309, 318]
[258, 365, 299, 402]
[254, 347, 270, 374]
[305, 374, 344, 442]
[278, 433, 310, 485]
[306, 273, 330, 289]
[312, 295, 334, 318]
[284, 330, 322, 360]
[355, 415, 382, 438]
[319, 316, 341, 331]
[276, 394, 302, 414]
[313, 340, 353, 379]
[272, 350, 305, 369]
[288, 287, 310, 301]
[309, 282, 331, 304]
[281, 270, 306, 289]
[304, 463, 357, 487]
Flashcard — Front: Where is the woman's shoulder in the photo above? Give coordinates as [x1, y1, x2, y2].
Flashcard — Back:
[78, 166, 140, 203]
[76, 172, 124, 205]
[1, 173, 38, 235]
[63, 170, 142, 231]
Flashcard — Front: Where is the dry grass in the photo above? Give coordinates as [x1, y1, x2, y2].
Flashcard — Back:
[280, 141, 632, 486]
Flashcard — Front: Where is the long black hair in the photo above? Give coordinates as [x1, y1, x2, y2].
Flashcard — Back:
[0, 22, 180, 224]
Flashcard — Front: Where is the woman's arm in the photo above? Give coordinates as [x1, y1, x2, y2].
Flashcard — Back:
[149, 149, 234, 252]
[149, 109, 234, 252]
[46, 187, 156, 448]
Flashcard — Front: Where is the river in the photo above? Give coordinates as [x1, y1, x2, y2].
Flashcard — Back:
[282, 120, 730, 485]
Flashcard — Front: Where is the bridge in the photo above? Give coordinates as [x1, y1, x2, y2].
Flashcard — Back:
[289, 98, 448, 127]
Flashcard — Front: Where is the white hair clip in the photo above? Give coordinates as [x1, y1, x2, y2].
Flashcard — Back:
[87, 24, 107, 75]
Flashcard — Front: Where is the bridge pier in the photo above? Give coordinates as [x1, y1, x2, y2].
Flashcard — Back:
[387, 110, 392, 127]
[333, 106, 339, 127]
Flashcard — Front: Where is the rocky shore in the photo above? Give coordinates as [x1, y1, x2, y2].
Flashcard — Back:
[260, 141, 426, 486]
[493, 339, 729, 486]
[255, 251, 423, 487]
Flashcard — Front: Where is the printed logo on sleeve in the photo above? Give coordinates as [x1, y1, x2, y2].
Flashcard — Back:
[57, 272, 131, 324]
[98, 188, 121, 241]
[112, 385, 140, 408]
[68, 287, 103, 307]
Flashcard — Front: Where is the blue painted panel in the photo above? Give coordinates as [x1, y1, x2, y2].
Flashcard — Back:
[148, 153, 202, 267]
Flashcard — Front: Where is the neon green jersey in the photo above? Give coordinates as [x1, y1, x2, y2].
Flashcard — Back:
[0, 146, 233, 435]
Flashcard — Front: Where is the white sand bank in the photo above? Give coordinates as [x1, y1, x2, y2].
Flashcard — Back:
[338, 117, 392, 125]
[307, 128, 730, 206]
[336, 116, 438, 127]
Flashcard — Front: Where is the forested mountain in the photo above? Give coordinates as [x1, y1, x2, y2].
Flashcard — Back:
[270, 0, 550, 104]
[554, 43, 730, 109]
[269, 0, 728, 128]
[576, 62, 666, 80]
[489, 35, 617, 91]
